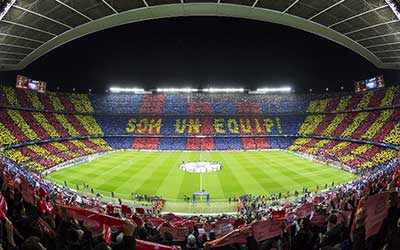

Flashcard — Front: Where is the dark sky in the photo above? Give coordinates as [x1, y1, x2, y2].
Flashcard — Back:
[1, 16, 400, 93]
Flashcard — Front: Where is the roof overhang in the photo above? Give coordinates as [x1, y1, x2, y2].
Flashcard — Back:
[0, 2, 399, 71]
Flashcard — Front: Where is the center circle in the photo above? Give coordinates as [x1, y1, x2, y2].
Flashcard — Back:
[179, 161, 222, 173]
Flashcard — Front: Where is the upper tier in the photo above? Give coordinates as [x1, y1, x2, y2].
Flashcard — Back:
[2, 84, 400, 114]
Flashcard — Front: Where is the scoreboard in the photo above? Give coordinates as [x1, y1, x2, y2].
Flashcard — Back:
[354, 75, 384, 93]
[16, 75, 46, 93]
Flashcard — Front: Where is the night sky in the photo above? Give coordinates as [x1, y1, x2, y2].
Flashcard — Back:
[1, 16, 400, 93]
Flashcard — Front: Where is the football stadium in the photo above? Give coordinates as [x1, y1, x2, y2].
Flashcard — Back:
[1, 1, 400, 250]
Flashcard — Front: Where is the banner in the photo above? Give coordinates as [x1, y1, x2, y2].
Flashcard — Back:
[171, 219, 194, 231]
[160, 226, 189, 241]
[21, 179, 35, 204]
[38, 199, 55, 215]
[205, 228, 249, 248]
[162, 213, 181, 221]
[136, 239, 181, 250]
[296, 202, 314, 218]
[310, 215, 327, 227]
[336, 211, 352, 227]
[0, 193, 7, 220]
[59, 205, 125, 228]
[252, 220, 284, 242]
[37, 217, 56, 239]
[364, 192, 390, 239]
[215, 219, 234, 237]
[272, 210, 286, 220]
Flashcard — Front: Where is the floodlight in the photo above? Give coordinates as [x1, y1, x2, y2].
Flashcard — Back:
[255, 87, 292, 93]
[156, 88, 198, 93]
[109, 87, 146, 93]
[202, 88, 244, 93]
[0, 0, 16, 21]
[386, 0, 400, 20]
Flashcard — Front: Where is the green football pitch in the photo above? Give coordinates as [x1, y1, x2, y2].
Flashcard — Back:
[45, 150, 357, 213]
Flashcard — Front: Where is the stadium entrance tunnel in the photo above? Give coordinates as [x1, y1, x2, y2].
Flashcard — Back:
[17, 3, 383, 71]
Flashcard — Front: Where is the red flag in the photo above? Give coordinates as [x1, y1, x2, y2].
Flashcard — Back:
[103, 224, 112, 244]
[162, 213, 180, 221]
[336, 211, 352, 227]
[37, 217, 56, 239]
[59, 205, 125, 229]
[106, 204, 114, 214]
[160, 226, 189, 241]
[38, 187, 48, 197]
[21, 179, 35, 204]
[233, 219, 246, 228]
[296, 202, 314, 218]
[311, 215, 328, 227]
[171, 219, 193, 230]
[2, 171, 13, 187]
[131, 215, 143, 228]
[215, 219, 234, 237]
[136, 239, 181, 250]
[205, 228, 249, 248]
[251, 220, 284, 242]
[272, 210, 286, 220]
[364, 192, 390, 239]
[136, 207, 145, 215]
[121, 205, 132, 216]
[150, 217, 165, 227]
[0, 193, 8, 220]
[38, 200, 55, 215]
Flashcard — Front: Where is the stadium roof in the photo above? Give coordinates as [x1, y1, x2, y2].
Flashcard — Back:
[0, 0, 400, 71]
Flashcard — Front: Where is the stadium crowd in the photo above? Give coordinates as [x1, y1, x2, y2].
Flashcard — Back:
[1, 84, 400, 249]
[0, 153, 399, 250]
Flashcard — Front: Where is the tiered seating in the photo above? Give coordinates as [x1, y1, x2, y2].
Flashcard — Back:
[2, 139, 111, 171]
[188, 102, 213, 113]
[267, 137, 296, 148]
[159, 138, 186, 150]
[0, 85, 95, 112]
[1, 84, 400, 174]
[213, 101, 236, 114]
[0, 108, 105, 143]
[297, 109, 400, 146]
[241, 137, 269, 150]
[163, 94, 187, 114]
[215, 138, 242, 150]
[104, 137, 134, 149]
[139, 94, 165, 114]
[186, 138, 215, 150]
[132, 138, 160, 150]
[90, 93, 142, 113]
[236, 102, 262, 113]
[289, 138, 398, 171]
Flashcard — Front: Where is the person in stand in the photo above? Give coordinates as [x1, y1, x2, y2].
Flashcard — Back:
[318, 214, 344, 249]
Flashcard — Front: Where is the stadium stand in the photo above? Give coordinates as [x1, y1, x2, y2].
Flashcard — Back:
[1, 84, 400, 249]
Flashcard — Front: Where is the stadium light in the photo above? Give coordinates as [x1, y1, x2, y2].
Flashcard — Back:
[109, 87, 146, 93]
[386, 0, 400, 20]
[254, 87, 292, 93]
[156, 88, 198, 93]
[0, 0, 16, 21]
[202, 88, 244, 93]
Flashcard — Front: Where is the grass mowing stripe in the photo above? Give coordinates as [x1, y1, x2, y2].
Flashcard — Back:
[46, 150, 357, 212]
